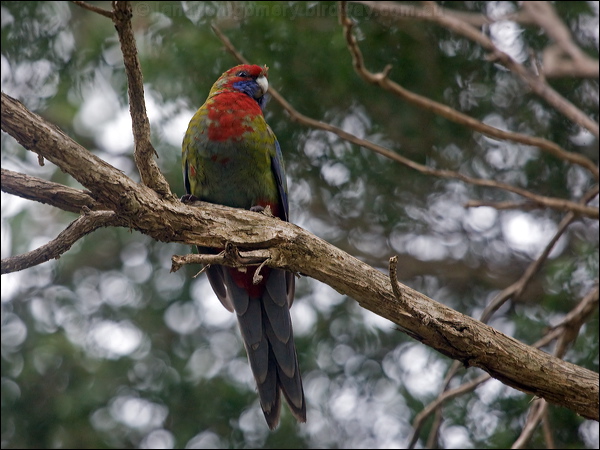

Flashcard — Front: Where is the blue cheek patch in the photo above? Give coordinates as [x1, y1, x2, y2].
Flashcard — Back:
[233, 79, 258, 97]
[232, 79, 266, 110]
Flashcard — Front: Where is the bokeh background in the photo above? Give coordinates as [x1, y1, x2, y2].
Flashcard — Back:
[1, 1, 598, 448]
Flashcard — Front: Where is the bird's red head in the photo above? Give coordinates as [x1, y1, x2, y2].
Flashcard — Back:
[209, 64, 269, 98]
[223, 64, 268, 80]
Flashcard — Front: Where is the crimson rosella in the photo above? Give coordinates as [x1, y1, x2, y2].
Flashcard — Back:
[182, 64, 305, 429]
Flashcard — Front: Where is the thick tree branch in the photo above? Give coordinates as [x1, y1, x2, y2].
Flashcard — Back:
[1, 92, 162, 219]
[1, 168, 108, 213]
[0, 210, 125, 274]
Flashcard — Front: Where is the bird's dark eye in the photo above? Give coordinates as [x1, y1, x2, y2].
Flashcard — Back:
[236, 71, 249, 77]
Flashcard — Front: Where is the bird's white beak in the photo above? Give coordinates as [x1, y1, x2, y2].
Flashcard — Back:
[256, 75, 269, 98]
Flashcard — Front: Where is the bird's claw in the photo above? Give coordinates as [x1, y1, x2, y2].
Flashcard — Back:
[180, 194, 199, 204]
[250, 204, 274, 217]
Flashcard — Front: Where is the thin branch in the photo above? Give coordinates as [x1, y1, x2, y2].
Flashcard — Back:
[252, 258, 270, 285]
[408, 373, 491, 448]
[541, 44, 600, 79]
[512, 399, 550, 449]
[530, 1, 590, 62]
[353, 1, 599, 137]
[0, 211, 124, 274]
[211, 25, 599, 219]
[412, 286, 599, 447]
[350, 1, 596, 78]
[424, 359, 463, 448]
[171, 249, 271, 273]
[433, 7, 532, 28]
[1, 92, 151, 217]
[424, 407, 442, 449]
[465, 200, 548, 211]
[171, 253, 226, 272]
[553, 286, 599, 361]
[389, 256, 408, 308]
[111, 1, 174, 199]
[481, 185, 599, 323]
[549, 285, 600, 337]
[541, 413, 556, 449]
[340, 2, 599, 177]
[521, 1, 599, 79]
[512, 285, 598, 447]
[1, 168, 108, 213]
[414, 185, 598, 445]
[71, 0, 113, 19]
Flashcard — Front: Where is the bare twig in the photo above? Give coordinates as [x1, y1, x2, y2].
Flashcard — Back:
[353, 1, 599, 137]
[550, 285, 599, 336]
[522, 1, 599, 79]
[541, 44, 600, 79]
[71, 0, 113, 18]
[111, 1, 175, 199]
[340, 2, 599, 177]
[541, 413, 556, 449]
[0, 211, 124, 274]
[465, 200, 544, 211]
[480, 185, 599, 323]
[411, 285, 599, 447]
[513, 284, 599, 447]
[253, 258, 270, 285]
[413, 184, 598, 445]
[436, 7, 532, 27]
[512, 399, 550, 449]
[171, 249, 272, 273]
[407, 373, 491, 448]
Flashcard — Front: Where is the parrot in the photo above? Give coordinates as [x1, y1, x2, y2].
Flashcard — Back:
[182, 64, 306, 429]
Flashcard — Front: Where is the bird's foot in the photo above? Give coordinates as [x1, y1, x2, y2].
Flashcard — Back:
[180, 194, 199, 204]
[250, 205, 274, 217]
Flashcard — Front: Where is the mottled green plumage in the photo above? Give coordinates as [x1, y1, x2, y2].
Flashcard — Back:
[182, 64, 304, 430]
